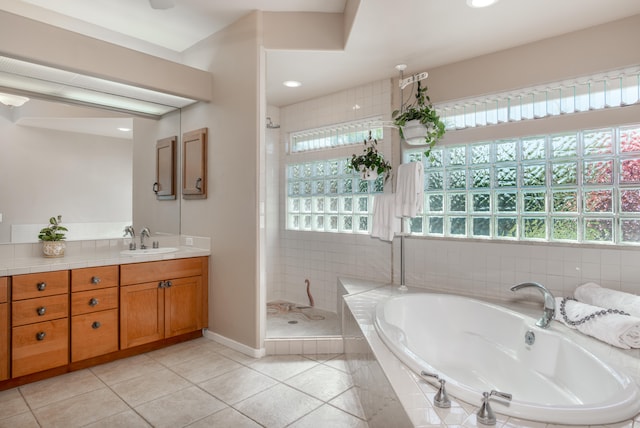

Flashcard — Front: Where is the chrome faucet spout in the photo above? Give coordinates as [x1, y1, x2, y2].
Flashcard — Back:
[123, 225, 135, 239]
[510, 282, 555, 328]
[140, 227, 151, 250]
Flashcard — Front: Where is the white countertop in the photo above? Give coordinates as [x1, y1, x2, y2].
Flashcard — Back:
[0, 237, 210, 276]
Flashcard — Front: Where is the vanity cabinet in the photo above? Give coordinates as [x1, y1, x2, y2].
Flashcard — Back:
[70, 266, 119, 362]
[11, 271, 69, 377]
[120, 257, 207, 349]
[0, 277, 8, 381]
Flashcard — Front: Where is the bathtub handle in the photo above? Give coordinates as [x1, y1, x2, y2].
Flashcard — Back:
[477, 390, 512, 426]
[420, 371, 451, 408]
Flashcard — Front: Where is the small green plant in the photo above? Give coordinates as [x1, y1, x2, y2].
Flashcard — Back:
[348, 132, 392, 182]
[38, 215, 68, 241]
[392, 80, 446, 157]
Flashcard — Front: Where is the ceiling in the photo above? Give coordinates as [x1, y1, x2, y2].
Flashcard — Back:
[3, 0, 640, 107]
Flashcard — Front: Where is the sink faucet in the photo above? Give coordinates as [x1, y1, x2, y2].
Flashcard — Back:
[123, 226, 136, 250]
[140, 227, 151, 249]
[510, 282, 555, 328]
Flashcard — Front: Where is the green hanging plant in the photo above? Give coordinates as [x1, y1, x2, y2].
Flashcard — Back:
[347, 131, 392, 182]
[392, 80, 446, 157]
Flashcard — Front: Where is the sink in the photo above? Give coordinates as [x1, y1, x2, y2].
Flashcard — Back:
[120, 247, 179, 256]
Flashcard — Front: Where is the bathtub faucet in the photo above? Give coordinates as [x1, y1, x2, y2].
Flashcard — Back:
[510, 282, 555, 329]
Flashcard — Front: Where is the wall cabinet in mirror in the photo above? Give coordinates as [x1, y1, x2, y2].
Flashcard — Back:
[154, 136, 177, 200]
[182, 128, 207, 199]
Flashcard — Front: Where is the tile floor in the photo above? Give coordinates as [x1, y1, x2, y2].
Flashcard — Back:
[0, 337, 369, 428]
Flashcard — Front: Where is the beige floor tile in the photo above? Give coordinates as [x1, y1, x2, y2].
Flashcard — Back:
[289, 404, 369, 428]
[324, 354, 350, 373]
[217, 346, 260, 365]
[186, 407, 261, 428]
[83, 410, 151, 428]
[249, 354, 320, 381]
[90, 354, 164, 386]
[285, 364, 353, 401]
[234, 383, 322, 428]
[198, 366, 277, 404]
[19, 369, 104, 409]
[171, 350, 242, 383]
[0, 411, 40, 428]
[110, 367, 191, 406]
[329, 387, 367, 419]
[0, 388, 30, 419]
[32, 387, 129, 428]
[147, 337, 224, 367]
[134, 385, 226, 428]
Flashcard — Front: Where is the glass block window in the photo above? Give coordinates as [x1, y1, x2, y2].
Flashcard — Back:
[290, 117, 383, 153]
[436, 67, 640, 130]
[410, 124, 640, 245]
[286, 158, 384, 233]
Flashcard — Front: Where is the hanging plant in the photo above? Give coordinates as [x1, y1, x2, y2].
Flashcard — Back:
[347, 131, 392, 182]
[392, 80, 446, 157]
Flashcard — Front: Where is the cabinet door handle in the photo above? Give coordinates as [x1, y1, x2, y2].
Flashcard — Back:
[166, 280, 172, 288]
[92, 321, 101, 329]
[153, 182, 159, 194]
[158, 281, 165, 288]
[195, 177, 202, 191]
[89, 298, 99, 307]
[37, 306, 46, 316]
[36, 331, 46, 341]
[37, 282, 46, 291]
[91, 276, 101, 284]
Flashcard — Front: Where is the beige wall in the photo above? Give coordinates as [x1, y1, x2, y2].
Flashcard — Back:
[181, 12, 263, 349]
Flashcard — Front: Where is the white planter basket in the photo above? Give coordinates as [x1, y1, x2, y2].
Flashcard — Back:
[402, 119, 428, 145]
[42, 241, 66, 258]
[360, 167, 379, 181]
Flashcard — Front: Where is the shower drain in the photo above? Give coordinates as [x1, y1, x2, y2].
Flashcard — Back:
[288, 320, 298, 324]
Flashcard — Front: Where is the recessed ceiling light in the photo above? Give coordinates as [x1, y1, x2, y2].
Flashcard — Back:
[283, 80, 302, 88]
[467, 0, 499, 8]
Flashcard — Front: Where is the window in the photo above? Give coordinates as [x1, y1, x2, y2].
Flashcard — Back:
[408, 124, 640, 245]
[290, 117, 383, 153]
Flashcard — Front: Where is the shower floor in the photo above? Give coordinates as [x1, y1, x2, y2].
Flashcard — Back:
[266, 300, 340, 338]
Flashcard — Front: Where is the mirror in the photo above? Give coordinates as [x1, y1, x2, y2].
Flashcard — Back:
[0, 97, 181, 243]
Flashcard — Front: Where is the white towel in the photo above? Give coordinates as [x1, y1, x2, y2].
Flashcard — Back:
[574, 282, 640, 318]
[371, 193, 400, 242]
[394, 161, 424, 218]
[554, 297, 640, 349]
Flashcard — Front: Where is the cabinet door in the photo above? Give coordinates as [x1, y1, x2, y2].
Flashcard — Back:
[0, 303, 7, 381]
[120, 282, 164, 349]
[182, 128, 207, 199]
[12, 318, 69, 377]
[155, 136, 176, 200]
[165, 276, 203, 338]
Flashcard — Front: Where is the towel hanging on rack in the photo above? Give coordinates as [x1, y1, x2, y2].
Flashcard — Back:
[395, 161, 424, 218]
[371, 193, 400, 242]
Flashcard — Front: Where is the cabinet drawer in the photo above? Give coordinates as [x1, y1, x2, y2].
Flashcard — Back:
[120, 257, 203, 285]
[0, 277, 7, 303]
[12, 294, 68, 327]
[71, 309, 118, 362]
[12, 271, 69, 300]
[12, 318, 69, 377]
[71, 266, 118, 292]
[72, 287, 118, 315]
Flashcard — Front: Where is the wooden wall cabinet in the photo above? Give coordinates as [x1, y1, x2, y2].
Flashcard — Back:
[154, 136, 177, 200]
[120, 257, 207, 349]
[182, 128, 207, 199]
[70, 266, 119, 362]
[0, 277, 8, 381]
[11, 271, 69, 378]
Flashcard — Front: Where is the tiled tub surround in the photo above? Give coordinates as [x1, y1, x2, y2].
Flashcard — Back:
[340, 277, 640, 427]
[0, 235, 211, 276]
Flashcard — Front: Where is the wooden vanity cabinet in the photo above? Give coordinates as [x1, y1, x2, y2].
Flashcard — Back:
[0, 277, 8, 381]
[120, 257, 207, 349]
[11, 271, 69, 377]
[70, 266, 119, 362]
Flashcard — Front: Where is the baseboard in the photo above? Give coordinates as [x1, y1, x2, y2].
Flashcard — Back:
[202, 329, 266, 358]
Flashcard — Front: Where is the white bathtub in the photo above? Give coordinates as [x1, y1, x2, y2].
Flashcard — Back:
[374, 293, 640, 425]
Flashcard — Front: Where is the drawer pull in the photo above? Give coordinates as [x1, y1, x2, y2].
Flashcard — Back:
[92, 321, 101, 329]
[89, 298, 99, 307]
[37, 282, 47, 291]
[165, 280, 172, 288]
[36, 331, 46, 341]
[158, 281, 165, 288]
[91, 276, 101, 284]
[36, 306, 46, 316]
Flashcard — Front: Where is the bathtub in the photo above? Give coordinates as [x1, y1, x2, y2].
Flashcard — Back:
[374, 293, 640, 425]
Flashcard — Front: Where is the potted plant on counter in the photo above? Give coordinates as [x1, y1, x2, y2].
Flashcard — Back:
[392, 80, 446, 156]
[348, 131, 392, 182]
[38, 215, 68, 258]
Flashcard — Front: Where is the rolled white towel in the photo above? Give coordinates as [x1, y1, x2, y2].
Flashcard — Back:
[574, 282, 640, 318]
[554, 297, 640, 349]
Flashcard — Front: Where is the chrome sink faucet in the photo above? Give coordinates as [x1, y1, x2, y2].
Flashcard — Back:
[510, 282, 555, 328]
[140, 227, 151, 249]
[123, 226, 136, 250]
